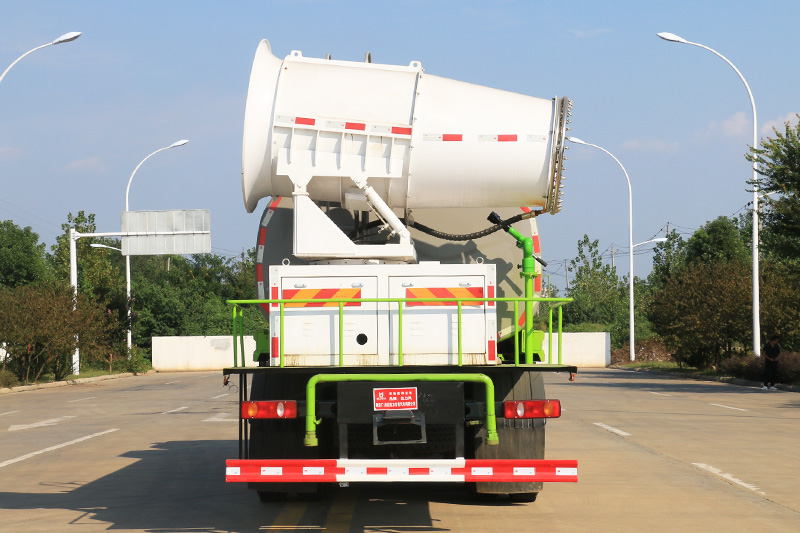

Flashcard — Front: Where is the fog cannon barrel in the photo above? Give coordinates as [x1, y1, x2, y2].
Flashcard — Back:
[242, 39, 570, 214]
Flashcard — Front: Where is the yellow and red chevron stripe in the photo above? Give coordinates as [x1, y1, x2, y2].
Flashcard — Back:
[282, 288, 362, 307]
[405, 287, 484, 306]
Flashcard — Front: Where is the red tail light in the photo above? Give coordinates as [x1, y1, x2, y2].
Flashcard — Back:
[504, 400, 561, 419]
[241, 401, 297, 419]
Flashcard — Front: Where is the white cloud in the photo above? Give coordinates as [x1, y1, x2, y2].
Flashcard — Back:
[63, 157, 107, 173]
[0, 146, 22, 161]
[570, 28, 611, 39]
[709, 111, 749, 137]
[620, 138, 679, 153]
[760, 112, 799, 135]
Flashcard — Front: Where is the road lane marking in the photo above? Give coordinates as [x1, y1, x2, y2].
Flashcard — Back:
[67, 396, 97, 403]
[210, 393, 229, 399]
[692, 463, 765, 495]
[8, 415, 76, 432]
[709, 403, 749, 412]
[204, 413, 238, 422]
[0, 429, 119, 469]
[0, 410, 21, 417]
[161, 406, 188, 415]
[648, 391, 670, 396]
[594, 423, 631, 437]
[164, 381, 182, 385]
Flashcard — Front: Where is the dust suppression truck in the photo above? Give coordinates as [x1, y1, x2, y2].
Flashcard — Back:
[224, 39, 578, 502]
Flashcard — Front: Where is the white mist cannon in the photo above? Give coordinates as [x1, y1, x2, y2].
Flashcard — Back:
[242, 40, 570, 260]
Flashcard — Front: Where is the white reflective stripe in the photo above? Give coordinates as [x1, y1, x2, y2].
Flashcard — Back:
[226, 467, 240, 476]
[275, 115, 295, 124]
[429, 467, 451, 476]
[471, 467, 493, 476]
[261, 467, 282, 476]
[371, 124, 391, 134]
[423, 134, 443, 141]
[303, 467, 325, 476]
[513, 467, 536, 476]
[326, 120, 346, 129]
[528, 134, 548, 142]
[387, 467, 409, 476]
[345, 467, 366, 476]
[556, 467, 578, 476]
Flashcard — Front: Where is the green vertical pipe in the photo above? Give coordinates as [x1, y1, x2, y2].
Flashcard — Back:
[338, 301, 344, 366]
[558, 305, 564, 365]
[513, 300, 519, 366]
[279, 302, 285, 368]
[398, 302, 404, 366]
[548, 307, 554, 365]
[232, 305, 238, 367]
[457, 301, 463, 366]
[303, 373, 498, 447]
[525, 273, 534, 364]
[239, 308, 246, 368]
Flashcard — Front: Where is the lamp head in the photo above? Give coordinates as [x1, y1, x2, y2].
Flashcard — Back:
[53, 32, 82, 45]
[169, 139, 189, 148]
[566, 136, 587, 145]
[657, 32, 687, 44]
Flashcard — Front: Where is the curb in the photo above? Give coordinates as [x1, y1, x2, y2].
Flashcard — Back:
[611, 365, 800, 393]
[0, 371, 144, 395]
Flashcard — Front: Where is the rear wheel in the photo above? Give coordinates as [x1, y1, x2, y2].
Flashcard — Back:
[509, 492, 538, 503]
[257, 490, 287, 503]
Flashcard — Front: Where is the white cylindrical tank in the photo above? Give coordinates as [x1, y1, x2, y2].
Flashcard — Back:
[242, 40, 570, 215]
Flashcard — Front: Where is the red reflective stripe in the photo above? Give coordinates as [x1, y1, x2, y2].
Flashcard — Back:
[366, 467, 388, 475]
[520, 206, 531, 213]
[442, 134, 462, 141]
[392, 126, 412, 135]
[488, 340, 496, 362]
[518, 312, 526, 328]
[257, 227, 267, 246]
[271, 336, 279, 358]
[345, 122, 366, 131]
[295, 117, 315, 126]
[256, 264, 263, 281]
[271, 286, 279, 308]
[269, 196, 283, 211]
[535, 276, 542, 292]
[409, 467, 429, 475]
[487, 285, 495, 307]
[497, 135, 517, 142]
[532, 235, 541, 254]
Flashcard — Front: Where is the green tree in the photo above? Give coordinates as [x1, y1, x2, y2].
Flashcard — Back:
[0, 220, 49, 288]
[685, 216, 749, 266]
[748, 115, 800, 261]
[648, 231, 687, 289]
[0, 282, 118, 382]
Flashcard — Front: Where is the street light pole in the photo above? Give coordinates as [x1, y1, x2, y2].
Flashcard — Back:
[657, 32, 761, 357]
[0, 32, 82, 86]
[124, 140, 189, 351]
[567, 136, 636, 361]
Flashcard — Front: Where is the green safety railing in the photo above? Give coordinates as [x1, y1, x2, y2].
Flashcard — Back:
[228, 296, 572, 368]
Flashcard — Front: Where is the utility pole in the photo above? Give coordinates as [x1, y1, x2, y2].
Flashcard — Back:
[611, 244, 615, 269]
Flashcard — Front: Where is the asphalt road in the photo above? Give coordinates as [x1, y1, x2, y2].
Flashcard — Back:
[0, 368, 798, 532]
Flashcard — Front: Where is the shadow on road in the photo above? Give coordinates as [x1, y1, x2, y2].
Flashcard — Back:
[0, 439, 524, 532]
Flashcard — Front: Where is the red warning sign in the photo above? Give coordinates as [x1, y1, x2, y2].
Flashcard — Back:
[373, 387, 418, 410]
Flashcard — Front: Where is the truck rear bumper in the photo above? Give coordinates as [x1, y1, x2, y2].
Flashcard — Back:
[226, 458, 577, 483]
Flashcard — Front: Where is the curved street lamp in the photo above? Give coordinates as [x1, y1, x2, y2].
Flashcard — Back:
[657, 32, 761, 356]
[0, 32, 82, 85]
[567, 136, 636, 361]
[124, 140, 189, 350]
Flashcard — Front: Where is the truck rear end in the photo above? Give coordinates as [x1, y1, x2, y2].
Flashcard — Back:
[224, 40, 578, 502]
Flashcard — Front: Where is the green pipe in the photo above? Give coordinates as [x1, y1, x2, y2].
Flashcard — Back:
[279, 302, 285, 368]
[513, 300, 519, 366]
[457, 302, 463, 366]
[338, 302, 344, 366]
[558, 306, 563, 365]
[232, 305, 238, 367]
[548, 307, 554, 365]
[303, 373, 499, 447]
[238, 308, 246, 368]
[397, 303, 404, 366]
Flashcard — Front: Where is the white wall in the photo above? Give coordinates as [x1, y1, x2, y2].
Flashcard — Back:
[152, 336, 259, 371]
[541, 332, 610, 368]
[152, 332, 609, 371]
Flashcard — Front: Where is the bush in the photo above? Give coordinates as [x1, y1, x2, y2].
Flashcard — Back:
[0, 368, 20, 388]
[718, 352, 800, 385]
[127, 347, 152, 375]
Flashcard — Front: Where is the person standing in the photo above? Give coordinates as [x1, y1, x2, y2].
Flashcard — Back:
[762, 336, 780, 390]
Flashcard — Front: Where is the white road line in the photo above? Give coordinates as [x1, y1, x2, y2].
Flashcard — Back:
[0, 410, 21, 417]
[161, 406, 188, 415]
[67, 396, 97, 403]
[693, 463, 765, 495]
[594, 422, 631, 437]
[164, 381, 182, 385]
[709, 403, 749, 412]
[0, 429, 119, 469]
[210, 393, 229, 399]
[204, 413, 238, 422]
[8, 415, 77, 432]
[648, 391, 671, 396]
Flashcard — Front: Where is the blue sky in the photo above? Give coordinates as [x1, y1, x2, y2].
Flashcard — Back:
[1, 0, 798, 291]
